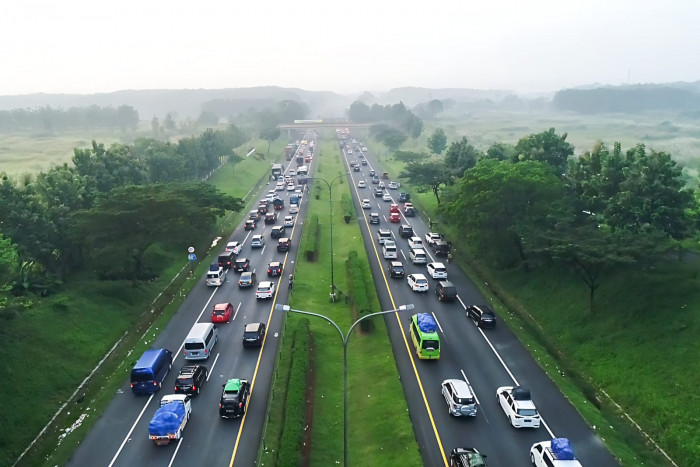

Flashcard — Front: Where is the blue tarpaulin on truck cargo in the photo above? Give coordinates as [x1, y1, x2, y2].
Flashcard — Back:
[148, 402, 185, 436]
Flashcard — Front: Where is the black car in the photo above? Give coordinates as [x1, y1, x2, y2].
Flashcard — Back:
[353, 165, 360, 172]
[466, 305, 497, 328]
[361, 159, 368, 166]
[267, 261, 282, 277]
[174, 365, 208, 396]
[233, 257, 250, 272]
[436, 280, 458, 302]
[264, 212, 278, 224]
[388, 261, 405, 278]
[369, 212, 380, 224]
[244, 220, 256, 231]
[433, 240, 450, 256]
[243, 322, 266, 347]
[450, 447, 488, 467]
[398, 224, 414, 238]
[277, 237, 291, 252]
[369, 170, 376, 177]
[219, 379, 250, 419]
[270, 225, 286, 238]
[399, 192, 411, 202]
[218, 251, 235, 269]
[237, 271, 256, 287]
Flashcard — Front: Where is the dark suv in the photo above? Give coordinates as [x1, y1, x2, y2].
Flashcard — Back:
[174, 365, 208, 396]
[218, 251, 235, 269]
[399, 192, 411, 202]
[436, 280, 458, 302]
[388, 261, 405, 278]
[233, 257, 250, 272]
[270, 225, 286, 238]
[398, 224, 414, 238]
[243, 322, 266, 347]
[219, 379, 250, 419]
[466, 305, 496, 328]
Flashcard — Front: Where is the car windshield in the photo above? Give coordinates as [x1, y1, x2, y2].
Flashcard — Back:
[394, 266, 403, 272]
[177, 377, 193, 385]
[417, 279, 428, 284]
[517, 408, 538, 417]
[421, 339, 439, 350]
[457, 396, 475, 405]
[244, 332, 259, 339]
[184, 342, 204, 350]
[214, 309, 227, 315]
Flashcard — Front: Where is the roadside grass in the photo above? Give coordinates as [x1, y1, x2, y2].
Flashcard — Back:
[1, 138, 281, 467]
[259, 136, 421, 466]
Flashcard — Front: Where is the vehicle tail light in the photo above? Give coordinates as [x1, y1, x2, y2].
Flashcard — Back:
[204, 349, 208, 355]
[130, 383, 134, 388]
[219, 404, 222, 409]
[192, 386, 196, 392]
[154, 381, 158, 386]
[239, 403, 243, 408]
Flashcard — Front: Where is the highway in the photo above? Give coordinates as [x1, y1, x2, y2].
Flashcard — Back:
[67, 132, 316, 467]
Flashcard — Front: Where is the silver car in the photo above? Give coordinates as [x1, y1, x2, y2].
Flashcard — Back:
[441, 379, 477, 417]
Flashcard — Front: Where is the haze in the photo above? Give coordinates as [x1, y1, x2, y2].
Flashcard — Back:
[2, 0, 698, 96]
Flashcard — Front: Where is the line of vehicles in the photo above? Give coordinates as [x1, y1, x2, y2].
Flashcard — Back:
[339, 129, 584, 467]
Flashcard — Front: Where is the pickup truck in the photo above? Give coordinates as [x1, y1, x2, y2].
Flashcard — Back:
[425, 232, 443, 246]
[148, 394, 192, 445]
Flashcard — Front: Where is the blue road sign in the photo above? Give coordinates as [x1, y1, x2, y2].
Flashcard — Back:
[188, 253, 197, 261]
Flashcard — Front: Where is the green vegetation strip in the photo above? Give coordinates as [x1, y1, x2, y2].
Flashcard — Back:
[259, 133, 420, 467]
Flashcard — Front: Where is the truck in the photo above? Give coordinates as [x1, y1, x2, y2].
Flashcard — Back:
[271, 164, 283, 179]
[285, 145, 294, 161]
[148, 394, 192, 445]
[296, 154, 304, 166]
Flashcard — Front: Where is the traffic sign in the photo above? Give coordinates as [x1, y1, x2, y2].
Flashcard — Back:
[187, 246, 195, 253]
[188, 253, 197, 261]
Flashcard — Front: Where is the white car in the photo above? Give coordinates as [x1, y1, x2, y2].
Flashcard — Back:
[407, 273, 429, 292]
[378, 182, 385, 188]
[289, 169, 296, 176]
[361, 199, 372, 209]
[530, 439, 581, 466]
[256, 281, 276, 299]
[388, 181, 399, 190]
[426, 262, 447, 279]
[250, 235, 265, 248]
[225, 241, 242, 255]
[425, 232, 442, 246]
[362, 147, 368, 152]
[276, 182, 285, 191]
[441, 379, 477, 417]
[284, 216, 294, 227]
[287, 183, 295, 191]
[358, 180, 366, 188]
[289, 205, 299, 214]
[496, 386, 541, 428]
[407, 236, 423, 250]
[382, 193, 392, 202]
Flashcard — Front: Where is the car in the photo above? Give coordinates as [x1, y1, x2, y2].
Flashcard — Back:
[378, 181, 385, 188]
[377, 229, 392, 244]
[284, 215, 294, 227]
[289, 169, 296, 176]
[225, 241, 242, 255]
[217, 251, 235, 269]
[244, 220, 257, 230]
[441, 379, 477, 417]
[369, 212, 380, 224]
[389, 212, 401, 223]
[398, 224, 414, 238]
[361, 199, 372, 209]
[249, 210, 261, 221]
[237, 271, 256, 287]
[243, 322, 266, 347]
[174, 365, 208, 396]
[449, 447, 488, 467]
[353, 165, 360, 172]
[267, 261, 282, 277]
[358, 180, 366, 188]
[369, 169, 376, 177]
[211, 302, 234, 322]
[250, 235, 265, 248]
[265, 212, 278, 224]
[390, 203, 399, 213]
[277, 237, 291, 252]
[219, 378, 250, 419]
[382, 193, 392, 202]
[361, 159, 367, 166]
[257, 203, 269, 214]
[362, 147, 368, 152]
[399, 192, 411, 202]
[256, 281, 276, 299]
[466, 305, 496, 328]
[425, 232, 443, 246]
[270, 225, 286, 238]
[275, 182, 285, 191]
[277, 176, 285, 183]
[287, 182, 295, 191]
[371, 177, 379, 184]
[264, 193, 275, 203]
[233, 257, 250, 272]
[408, 236, 423, 250]
[388, 261, 405, 278]
[407, 273, 429, 292]
[289, 205, 299, 214]
[403, 202, 414, 210]
[427, 262, 447, 279]
[496, 386, 541, 428]
[273, 197, 285, 210]
[388, 181, 399, 189]
[348, 149, 354, 154]
[206, 266, 227, 286]
[435, 280, 458, 301]
[409, 247, 427, 264]
[374, 187, 383, 197]
[530, 439, 582, 466]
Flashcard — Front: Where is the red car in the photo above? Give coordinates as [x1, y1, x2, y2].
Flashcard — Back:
[211, 302, 234, 323]
[390, 212, 401, 223]
[390, 203, 400, 213]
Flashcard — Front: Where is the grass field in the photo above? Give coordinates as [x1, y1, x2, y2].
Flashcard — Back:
[0, 137, 282, 467]
[259, 134, 421, 466]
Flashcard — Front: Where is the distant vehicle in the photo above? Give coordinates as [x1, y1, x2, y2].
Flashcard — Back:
[407, 236, 423, 250]
[225, 241, 242, 255]
[466, 305, 497, 328]
[382, 193, 392, 202]
[148, 394, 192, 445]
[233, 258, 250, 272]
[427, 262, 447, 279]
[267, 261, 282, 277]
[388, 181, 399, 190]
[243, 323, 266, 347]
[388, 261, 405, 278]
[250, 235, 265, 248]
[361, 199, 372, 209]
[441, 379, 477, 417]
[284, 215, 294, 227]
[449, 447, 488, 467]
[264, 212, 278, 224]
[244, 220, 257, 230]
[256, 281, 275, 299]
[389, 212, 400, 223]
[369, 212, 380, 224]
[237, 271, 256, 287]
[390, 203, 400, 213]
[358, 180, 366, 188]
[270, 225, 286, 238]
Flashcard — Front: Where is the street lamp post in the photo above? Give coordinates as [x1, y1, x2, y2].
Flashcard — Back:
[308, 173, 350, 300]
[276, 303, 414, 467]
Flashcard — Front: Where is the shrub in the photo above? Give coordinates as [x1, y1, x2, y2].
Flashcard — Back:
[341, 193, 354, 224]
[346, 251, 374, 332]
[300, 215, 320, 262]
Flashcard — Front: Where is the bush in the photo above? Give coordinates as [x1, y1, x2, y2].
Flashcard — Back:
[277, 318, 311, 466]
[300, 214, 320, 262]
[346, 251, 374, 332]
[341, 193, 354, 224]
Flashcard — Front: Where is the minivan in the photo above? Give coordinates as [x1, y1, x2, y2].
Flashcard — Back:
[218, 251, 235, 269]
[183, 323, 218, 360]
[436, 280, 458, 302]
[206, 267, 227, 287]
[377, 229, 392, 244]
[433, 240, 450, 256]
[383, 240, 397, 259]
[409, 248, 427, 264]
[130, 348, 173, 395]
[399, 224, 414, 238]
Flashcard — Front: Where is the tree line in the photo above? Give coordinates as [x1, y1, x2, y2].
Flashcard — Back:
[0, 105, 140, 132]
[553, 86, 700, 113]
[348, 101, 424, 149]
[0, 124, 248, 315]
[400, 128, 698, 312]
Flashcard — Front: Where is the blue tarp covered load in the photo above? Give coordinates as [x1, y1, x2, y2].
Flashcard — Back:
[149, 402, 185, 436]
[416, 313, 437, 333]
[551, 438, 575, 460]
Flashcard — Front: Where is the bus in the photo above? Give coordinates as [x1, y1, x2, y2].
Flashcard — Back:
[297, 166, 308, 176]
[409, 313, 440, 359]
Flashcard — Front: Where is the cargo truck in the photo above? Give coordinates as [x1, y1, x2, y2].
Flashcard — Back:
[148, 394, 192, 445]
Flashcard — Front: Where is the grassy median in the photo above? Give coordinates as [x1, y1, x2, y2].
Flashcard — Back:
[259, 134, 421, 466]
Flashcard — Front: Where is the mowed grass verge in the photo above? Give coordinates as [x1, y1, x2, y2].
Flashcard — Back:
[2, 140, 282, 467]
[259, 135, 421, 466]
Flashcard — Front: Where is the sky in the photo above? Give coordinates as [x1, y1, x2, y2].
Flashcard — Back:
[1, 0, 698, 96]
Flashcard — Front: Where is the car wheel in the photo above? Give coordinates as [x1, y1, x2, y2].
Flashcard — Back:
[530, 453, 536, 465]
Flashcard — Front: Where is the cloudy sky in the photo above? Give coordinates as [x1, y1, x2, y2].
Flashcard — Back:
[1, 0, 698, 96]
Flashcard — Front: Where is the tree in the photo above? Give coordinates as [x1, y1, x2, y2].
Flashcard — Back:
[72, 141, 148, 200]
[394, 151, 427, 164]
[426, 99, 444, 118]
[444, 137, 482, 176]
[198, 111, 219, 126]
[117, 105, 139, 132]
[399, 161, 452, 204]
[277, 100, 309, 123]
[513, 128, 574, 175]
[348, 101, 371, 122]
[379, 128, 407, 152]
[151, 116, 160, 136]
[426, 128, 447, 155]
[164, 113, 177, 132]
[260, 126, 281, 158]
[485, 142, 515, 161]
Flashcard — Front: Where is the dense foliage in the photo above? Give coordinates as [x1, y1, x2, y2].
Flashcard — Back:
[348, 101, 423, 141]
[553, 86, 700, 113]
[0, 105, 139, 131]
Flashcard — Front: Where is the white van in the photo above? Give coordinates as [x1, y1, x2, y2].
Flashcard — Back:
[377, 229, 392, 244]
[383, 240, 397, 259]
[206, 267, 227, 287]
[409, 248, 427, 264]
[183, 323, 218, 360]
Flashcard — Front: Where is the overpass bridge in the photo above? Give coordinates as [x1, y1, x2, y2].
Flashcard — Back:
[277, 122, 372, 138]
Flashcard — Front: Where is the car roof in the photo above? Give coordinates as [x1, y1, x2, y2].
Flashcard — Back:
[411, 273, 427, 280]
[429, 262, 446, 268]
[236, 257, 249, 262]
[244, 322, 263, 332]
[444, 379, 473, 396]
[269, 261, 281, 266]
[227, 241, 239, 246]
[472, 304, 494, 314]
[224, 379, 242, 392]
[391, 261, 403, 267]
[214, 303, 231, 310]
[258, 281, 273, 287]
